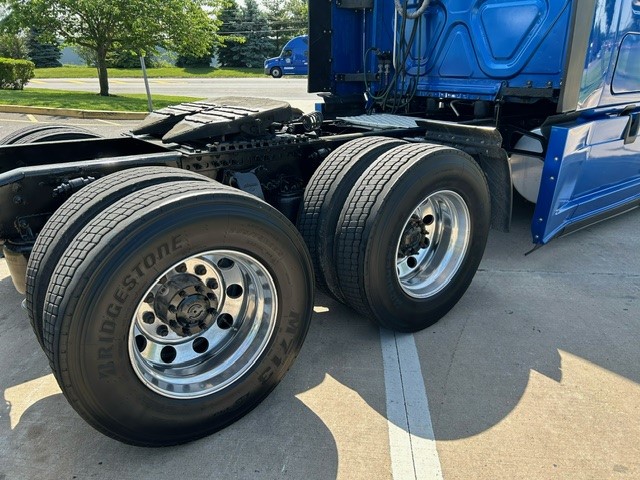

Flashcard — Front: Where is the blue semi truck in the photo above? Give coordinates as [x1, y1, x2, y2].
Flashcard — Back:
[0, 0, 637, 445]
[264, 35, 309, 77]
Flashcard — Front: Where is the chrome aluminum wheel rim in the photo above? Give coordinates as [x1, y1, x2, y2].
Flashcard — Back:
[128, 250, 278, 399]
[395, 190, 471, 299]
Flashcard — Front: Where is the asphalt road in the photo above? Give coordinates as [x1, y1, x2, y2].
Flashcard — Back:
[27, 77, 321, 113]
[0, 114, 639, 479]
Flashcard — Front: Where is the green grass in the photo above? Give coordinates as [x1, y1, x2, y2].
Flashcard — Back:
[0, 89, 203, 112]
[35, 66, 265, 79]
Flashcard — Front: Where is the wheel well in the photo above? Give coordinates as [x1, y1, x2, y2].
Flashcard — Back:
[421, 121, 512, 232]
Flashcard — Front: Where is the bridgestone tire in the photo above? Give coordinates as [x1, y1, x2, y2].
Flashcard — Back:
[335, 143, 491, 332]
[0, 125, 100, 145]
[298, 136, 406, 301]
[26, 167, 215, 350]
[42, 181, 314, 446]
[271, 67, 283, 78]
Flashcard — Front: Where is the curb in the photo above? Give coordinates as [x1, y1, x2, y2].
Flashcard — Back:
[0, 104, 148, 120]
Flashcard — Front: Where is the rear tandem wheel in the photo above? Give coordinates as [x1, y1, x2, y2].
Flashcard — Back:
[298, 136, 407, 301]
[335, 143, 491, 332]
[42, 180, 314, 446]
[0, 124, 100, 145]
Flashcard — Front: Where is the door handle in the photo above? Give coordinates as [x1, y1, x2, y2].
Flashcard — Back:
[623, 112, 640, 144]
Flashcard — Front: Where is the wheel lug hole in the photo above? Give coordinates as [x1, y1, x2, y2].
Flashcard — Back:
[194, 265, 207, 275]
[217, 258, 234, 269]
[423, 214, 435, 226]
[192, 337, 209, 354]
[175, 263, 187, 273]
[226, 284, 243, 299]
[144, 293, 155, 304]
[135, 335, 147, 352]
[407, 257, 418, 269]
[142, 312, 155, 324]
[160, 346, 177, 364]
[207, 278, 219, 290]
[217, 313, 234, 330]
[157, 325, 169, 337]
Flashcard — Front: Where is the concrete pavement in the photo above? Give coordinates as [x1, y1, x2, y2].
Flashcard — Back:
[0, 115, 639, 479]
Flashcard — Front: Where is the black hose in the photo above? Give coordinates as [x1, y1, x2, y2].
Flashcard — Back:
[395, 0, 431, 19]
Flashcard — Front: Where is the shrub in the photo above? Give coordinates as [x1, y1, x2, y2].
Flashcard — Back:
[0, 57, 36, 90]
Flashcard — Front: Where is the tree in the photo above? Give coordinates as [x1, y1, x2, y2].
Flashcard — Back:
[240, 0, 272, 68]
[217, 0, 272, 68]
[1, 0, 220, 96]
[27, 29, 61, 67]
[0, 32, 27, 59]
[217, 0, 245, 68]
[262, 0, 307, 56]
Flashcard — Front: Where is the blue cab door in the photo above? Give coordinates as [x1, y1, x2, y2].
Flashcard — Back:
[532, 0, 640, 244]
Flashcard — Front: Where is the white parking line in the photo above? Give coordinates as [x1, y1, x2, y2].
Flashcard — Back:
[27, 114, 38, 123]
[381, 329, 443, 480]
[96, 118, 122, 126]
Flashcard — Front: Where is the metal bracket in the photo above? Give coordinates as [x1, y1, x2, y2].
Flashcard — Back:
[336, 0, 373, 8]
[230, 171, 265, 200]
[335, 73, 379, 82]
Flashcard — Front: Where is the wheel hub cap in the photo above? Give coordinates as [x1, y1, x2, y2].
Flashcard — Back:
[153, 273, 219, 336]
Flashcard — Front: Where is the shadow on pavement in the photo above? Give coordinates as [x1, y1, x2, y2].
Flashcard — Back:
[419, 196, 640, 441]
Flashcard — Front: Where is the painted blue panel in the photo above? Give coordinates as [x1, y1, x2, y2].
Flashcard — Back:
[521, 4, 570, 75]
[438, 27, 476, 77]
[326, 0, 575, 100]
[480, 2, 541, 60]
[326, 0, 638, 106]
[532, 113, 640, 244]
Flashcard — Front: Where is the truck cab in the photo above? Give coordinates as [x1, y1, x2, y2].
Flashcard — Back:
[264, 35, 309, 78]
